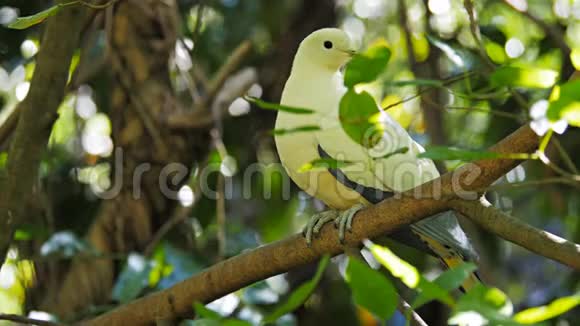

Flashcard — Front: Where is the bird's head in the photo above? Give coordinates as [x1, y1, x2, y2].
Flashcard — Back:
[295, 28, 357, 71]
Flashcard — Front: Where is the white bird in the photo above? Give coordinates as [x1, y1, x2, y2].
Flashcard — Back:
[275, 28, 479, 288]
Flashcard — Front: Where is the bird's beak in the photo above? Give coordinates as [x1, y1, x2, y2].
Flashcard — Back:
[340, 49, 357, 57]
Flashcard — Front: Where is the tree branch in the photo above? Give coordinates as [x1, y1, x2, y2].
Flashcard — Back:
[82, 125, 578, 325]
[502, 0, 573, 78]
[0, 3, 91, 263]
[0, 314, 60, 326]
[450, 198, 580, 269]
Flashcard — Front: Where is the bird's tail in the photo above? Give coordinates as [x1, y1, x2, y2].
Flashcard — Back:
[417, 232, 481, 292]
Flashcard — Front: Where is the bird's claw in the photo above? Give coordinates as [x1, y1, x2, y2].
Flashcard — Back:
[304, 210, 338, 246]
[336, 203, 365, 243]
[303, 204, 366, 246]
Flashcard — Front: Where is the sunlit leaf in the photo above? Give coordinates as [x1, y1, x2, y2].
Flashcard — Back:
[571, 48, 580, 70]
[263, 255, 330, 323]
[418, 146, 532, 161]
[339, 89, 384, 148]
[412, 263, 477, 309]
[412, 278, 455, 309]
[513, 294, 580, 324]
[112, 253, 153, 303]
[0, 152, 7, 169]
[245, 96, 314, 114]
[6, 5, 62, 29]
[345, 258, 397, 320]
[365, 240, 420, 288]
[547, 80, 580, 127]
[490, 66, 558, 89]
[193, 302, 222, 320]
[452, 284, 518, 326]
[485, 41, 507, 64]
[298, 158, 354, 173]
[271, 125, 320, 135]
[344, 42, 391, 87]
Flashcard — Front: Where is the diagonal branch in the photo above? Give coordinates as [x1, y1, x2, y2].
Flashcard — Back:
[450, 198, 580, 269]
[0, 2, 93, 264]
[83, 125, 580, 326]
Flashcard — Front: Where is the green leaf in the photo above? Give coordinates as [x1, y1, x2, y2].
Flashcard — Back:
[298, 158, 355, 173]
[245, 96, 314, 114]
[547, 80, 580, 127]
[385, 79, 443, 87]
[452, 284, 519, 326]
[366, 241, 420, 288]
[513, 294, 580, 324]
[427, 35, 480, 69]
[0, 152, 7, 169]
[187, 319, 221, 326]
[490, 66, 558, 89]
[375, 147, 409, 160]
[344, 43, 391, 87]
[345, 258, 397, 320]
[271, 125, 320, 135]
[263, 255, 330, 323]
[418, 146, 532, 161]
[7, 5, 63, 30]
[111, 253, 153, 303]
[412, 263, 477, 309]
[412, 278, 455, 309]
[432, 263, 477, 291]
[193, 302, 222, 320]
[339, 89, 384, 148]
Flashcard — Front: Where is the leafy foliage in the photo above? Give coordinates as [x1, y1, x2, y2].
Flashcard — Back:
[344, 42, 391, 87]
[490, 66, 558, 89]
[245, 96, 314, 114]
[338, 89, 384, 148]
[263, 255, 330, 323]
[345, 258, 397, 320]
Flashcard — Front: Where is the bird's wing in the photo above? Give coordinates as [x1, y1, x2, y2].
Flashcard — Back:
[315, 109, 478, 261]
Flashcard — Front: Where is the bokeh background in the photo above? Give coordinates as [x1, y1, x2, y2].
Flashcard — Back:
[0, 0, 579, 325]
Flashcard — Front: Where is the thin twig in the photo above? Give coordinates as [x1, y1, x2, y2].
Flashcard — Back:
[0, 314, 61, 326]
[446, 106, 523, 120]
[552, 136, 579, 175]
[463, 0, 495, 69]
[196, 40, 253, 111]
[383, 71, 477, 111]
[191, 0, 205, 46]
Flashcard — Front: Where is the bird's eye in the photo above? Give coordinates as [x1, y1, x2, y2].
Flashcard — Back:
[323, 41, 333, 49]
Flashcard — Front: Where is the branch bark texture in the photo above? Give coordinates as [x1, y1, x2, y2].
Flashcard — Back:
[450, 198, 580, 269]
[0, 3, 89, 263]
[84, 125, 577, 326]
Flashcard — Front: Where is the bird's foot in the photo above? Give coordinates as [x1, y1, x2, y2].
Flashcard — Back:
[334, 203, 366, 243]
[303, 210, 339, 246]
[303, 203, 366, 246]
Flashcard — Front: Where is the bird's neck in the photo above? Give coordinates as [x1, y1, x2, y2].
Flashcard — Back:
[290, 55, 338, 81]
